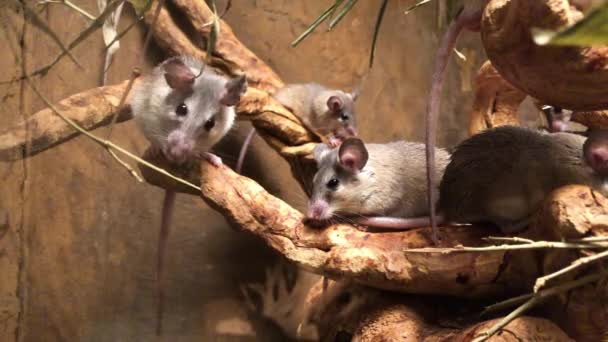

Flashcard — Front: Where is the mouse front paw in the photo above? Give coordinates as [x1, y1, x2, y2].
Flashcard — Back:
[203, 152, 223, 167]
[328, 136, 343, 148]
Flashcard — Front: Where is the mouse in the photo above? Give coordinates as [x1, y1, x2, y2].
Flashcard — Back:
[541, 105, 572, 133]
[235, 83, 358, 173]
[438, 125, 608, 233]
[129, 55, 247, 336]
[305, 138, 450, 231]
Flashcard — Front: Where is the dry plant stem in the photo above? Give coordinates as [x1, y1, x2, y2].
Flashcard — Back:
[1, 0, 123, 84]
[104, 70, 140, 140]
[23, 78, 198, 191]
[15, 0, 82, 67]
[38, 0, 96, 20]
[534, 248, 608, 292]
[406, 241, 608, 253]
[475, 270, 608, 341]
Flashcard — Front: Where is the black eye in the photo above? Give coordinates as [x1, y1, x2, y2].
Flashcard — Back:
[176, 103, 188, 116]
[204, 117, 216, 131]
[340, 113, 349, 121]
[326, 178, 339, 190]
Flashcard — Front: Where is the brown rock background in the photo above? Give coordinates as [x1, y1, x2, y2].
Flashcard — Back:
[0, 1, 482, 340]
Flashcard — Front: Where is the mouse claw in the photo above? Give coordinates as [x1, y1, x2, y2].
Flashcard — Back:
[203, 152, 223, 167]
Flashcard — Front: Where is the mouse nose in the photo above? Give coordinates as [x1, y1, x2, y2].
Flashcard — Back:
[166, 131, 195, 163]
[306, 200, 330, 220]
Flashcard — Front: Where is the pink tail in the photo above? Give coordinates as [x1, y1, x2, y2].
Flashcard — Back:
[236, 127, 257, 174]
[356, 214, 445, 230]
[156, 190, 175, 336]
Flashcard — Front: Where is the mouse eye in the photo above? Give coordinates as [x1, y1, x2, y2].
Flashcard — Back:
[340, 113, 349, 121]
[326, 178, 339, 190]
[204, 117, 216, 131]
[176, 103, 188, 116]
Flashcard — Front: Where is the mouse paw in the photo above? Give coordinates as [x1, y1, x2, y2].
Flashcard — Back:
[203, 152, 223, 167]
[328, 136, 343, 148]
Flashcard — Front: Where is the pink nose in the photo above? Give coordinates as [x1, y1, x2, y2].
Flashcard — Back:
[306, 200, 330, 220]
[166, 131, 194, 163]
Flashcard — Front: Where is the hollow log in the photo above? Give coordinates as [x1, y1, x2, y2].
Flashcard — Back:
[481, 0, 608, 111]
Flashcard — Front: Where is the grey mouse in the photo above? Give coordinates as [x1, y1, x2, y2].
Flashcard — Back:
[439, 125, 608, 233]
[306, 138, 450, 230]
[236, 83, 358, 173]
[129, 55, 247, 336]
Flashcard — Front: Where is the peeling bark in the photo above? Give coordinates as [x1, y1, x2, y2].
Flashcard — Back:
[481, 0, 608, 111]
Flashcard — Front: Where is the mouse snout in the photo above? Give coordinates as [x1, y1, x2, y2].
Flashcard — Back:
[590, 147, 608, 175]
[166, 130, 195, 163]
[306, 199, 331, 221]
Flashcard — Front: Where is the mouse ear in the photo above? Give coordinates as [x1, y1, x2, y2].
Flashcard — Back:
[221, 74, 248, 106]
[327, 95, 343, 113]
[584, 130, 608, 176]
[338, 138, 368, 173]
[163, 57, 195, 93]
[313, 143, 332, 163]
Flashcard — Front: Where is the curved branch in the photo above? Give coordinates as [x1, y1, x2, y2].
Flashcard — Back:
[0, 81, 131, 161]
[482, 0, 608, 111]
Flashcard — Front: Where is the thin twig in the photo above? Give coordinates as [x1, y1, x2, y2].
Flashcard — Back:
[16, 0, 82, 67]
[474, 270, 608, 341]
[484, 236, 536, 244]
[24, 76, 199, 191]
[107, 148, 144, 182]
[1, 0, 123, 84]
[405, 241, 608, 253]
[534, 249, 608, 292]
[37, 0, 96, 20]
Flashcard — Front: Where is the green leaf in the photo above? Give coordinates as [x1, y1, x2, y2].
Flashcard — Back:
[533, 2, 608, 46]
[291, 1, 341, 47]
[369, 0, 388, 68]
[404, 0, 434, 15]
[128, 0, 152, 15]
[328, 0, 358, 30]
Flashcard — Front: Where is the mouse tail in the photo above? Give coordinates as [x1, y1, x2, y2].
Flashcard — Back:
[356, 214, 445, 230]
[425, 7, 483, 245]
[156, 189, 176, 336]
[236, 127, 257, 174]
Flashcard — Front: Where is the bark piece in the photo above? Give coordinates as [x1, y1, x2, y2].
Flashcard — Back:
[469, 61, 526, 135]
[482, 0, 608, 111]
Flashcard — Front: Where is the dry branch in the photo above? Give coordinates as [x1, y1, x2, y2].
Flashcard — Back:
[571, 110, 608, 129]
[481, 0, 608, 111]
[0, 81, 131, 161]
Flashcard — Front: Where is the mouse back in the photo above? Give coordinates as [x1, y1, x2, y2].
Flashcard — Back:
[308, 138, 449, 221]
[274, 83, 358, 138]
[439, 126, 594, 224]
